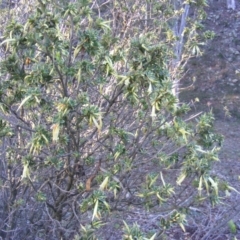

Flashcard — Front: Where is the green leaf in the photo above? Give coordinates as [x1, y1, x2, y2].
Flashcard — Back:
[228, 220, 237, 234]
[178, 127, 190, 143]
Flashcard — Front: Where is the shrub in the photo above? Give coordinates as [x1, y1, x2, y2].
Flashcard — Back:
[0, 0, 223, 239]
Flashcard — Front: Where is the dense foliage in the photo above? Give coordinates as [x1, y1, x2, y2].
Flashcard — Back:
[0, 0, 227, 239]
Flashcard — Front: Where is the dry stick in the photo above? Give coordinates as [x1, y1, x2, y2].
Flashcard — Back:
[44, 203, 75, 234]
[72, 199, 81, 224]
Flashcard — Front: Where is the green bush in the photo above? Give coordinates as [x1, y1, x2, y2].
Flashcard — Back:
[0, 0, 224, 239]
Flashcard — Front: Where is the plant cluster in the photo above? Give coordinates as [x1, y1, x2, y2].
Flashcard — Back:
[0, 0, 228, 239]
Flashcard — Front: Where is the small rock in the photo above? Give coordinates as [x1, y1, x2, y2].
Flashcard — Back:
[229, 47, 237, 54]
[232, 31, 237, 37]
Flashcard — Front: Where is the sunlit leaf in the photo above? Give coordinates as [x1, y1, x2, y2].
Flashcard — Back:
[179, 222, 186, 232]
[92, 200, 100, 221]
[17, 95, 32, 112]
[99, 176, 109, 191]
[52, 123, 60, 142]
[21, 164, 31, 180]
[151, 105, 156, 119]
[177, 173, 187, 185]
[198, 176, 203, 195]
[160, 171, 166, 187]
